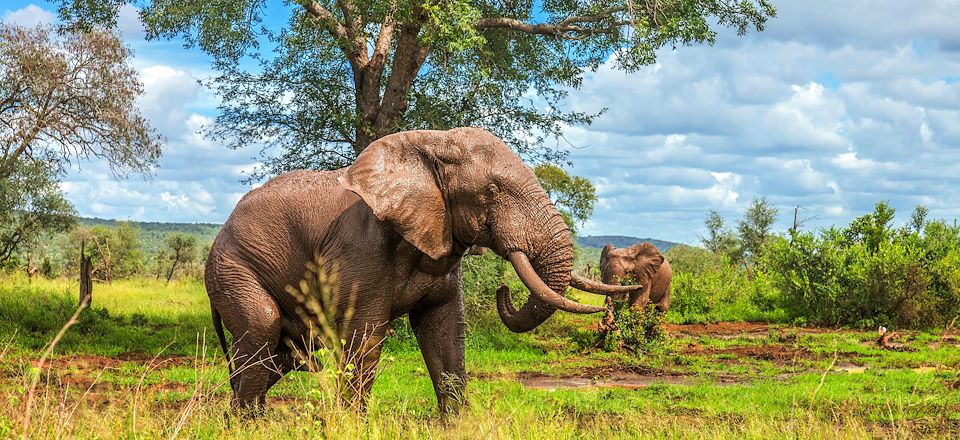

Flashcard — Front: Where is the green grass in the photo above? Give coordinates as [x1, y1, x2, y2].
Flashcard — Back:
[0, 274, 212, 356]
[1, 275, 959, 438]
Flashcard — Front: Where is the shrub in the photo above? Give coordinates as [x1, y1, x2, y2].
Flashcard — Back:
[668, 255, 781, 324]
[759, 203, 960, 329]
[664, 244, 723, 275]
[604, 304, 667, 353]
[460, 251, 510, 320]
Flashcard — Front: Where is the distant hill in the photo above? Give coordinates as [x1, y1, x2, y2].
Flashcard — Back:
[79, 217, 222, 255]
[576, 235, 680, 252]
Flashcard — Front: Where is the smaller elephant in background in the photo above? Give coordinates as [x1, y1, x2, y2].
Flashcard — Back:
[600, 243, 672, 312]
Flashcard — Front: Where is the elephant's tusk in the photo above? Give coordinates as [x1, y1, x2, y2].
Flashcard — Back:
[508, 252, 605, 314]
[569, 273, 642, 296]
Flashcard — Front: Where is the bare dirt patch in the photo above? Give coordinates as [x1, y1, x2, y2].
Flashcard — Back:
[31, 353, 195, 371]
[681, 343, 817, 365]
[666, 322, 772, 336]
[665, 322, 858, 340]
[0, 354, 204, 396]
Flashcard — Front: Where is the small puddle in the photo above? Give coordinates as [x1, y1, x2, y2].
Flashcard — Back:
[835, 364, 867, 374]
[519, 373, 690, 390]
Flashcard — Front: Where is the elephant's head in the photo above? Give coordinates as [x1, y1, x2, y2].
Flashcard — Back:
[338, 128, 634, 332]
[600, 243, 665, 299]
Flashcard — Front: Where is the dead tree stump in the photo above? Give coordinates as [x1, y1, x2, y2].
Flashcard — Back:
[877, 326, 900, 349]
[80, 240, 93, 306]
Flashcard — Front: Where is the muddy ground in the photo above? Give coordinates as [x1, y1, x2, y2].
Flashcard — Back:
[6, 323, 958, 400]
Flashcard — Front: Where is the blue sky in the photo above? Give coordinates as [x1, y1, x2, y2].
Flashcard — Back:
[4, 1, 960, 244]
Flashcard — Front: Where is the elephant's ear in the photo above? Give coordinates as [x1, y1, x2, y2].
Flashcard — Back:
[630, 243, 665, 283]
[599, 244, 616, 277]
[600, 244, 614, 261]
[337, 131, 452, 260]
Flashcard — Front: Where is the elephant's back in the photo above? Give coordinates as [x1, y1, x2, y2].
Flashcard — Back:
[211, 168, 356, 289]
[239, 169, 346, 203]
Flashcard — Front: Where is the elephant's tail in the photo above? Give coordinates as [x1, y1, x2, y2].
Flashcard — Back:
[211, 305, 233, 374]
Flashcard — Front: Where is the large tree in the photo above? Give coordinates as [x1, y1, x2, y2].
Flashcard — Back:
[737, 196, 778, 262]
[0, 159, 75, 267]
[0, 24, 162, 180]
[534, 163, 596, 233]
[163, 232, 197, 282]
[0, 23, 163, 262]
[60, 0, 774, 180]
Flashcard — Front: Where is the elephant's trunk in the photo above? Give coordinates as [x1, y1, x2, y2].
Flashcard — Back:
[495, 203, 570, 332]
[496, 207, 604, 332]
[570, 273, 642, 296]
[507, 252, 605, 314]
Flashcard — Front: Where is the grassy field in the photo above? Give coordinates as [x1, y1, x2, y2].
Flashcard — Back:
[1, 275, 959, 438]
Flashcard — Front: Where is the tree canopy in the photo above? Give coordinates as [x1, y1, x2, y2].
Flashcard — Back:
[59, 0, 775, 180]
[163, 232, 197, 282]
[737, 196, 778, 261]
[700, 209, 740, 262]
[0, 159, 75, 267]
[0, 24, 163, 180]
[0, 23, 161, 266]
[534, 163, 596, 233]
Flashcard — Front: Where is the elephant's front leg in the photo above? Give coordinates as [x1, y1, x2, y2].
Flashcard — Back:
[340, 315, 390, 409]
[410, 290, 467, 414]
[629, 284, 653, 311]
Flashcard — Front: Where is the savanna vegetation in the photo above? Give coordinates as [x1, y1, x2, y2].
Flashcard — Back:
[2, 198, 960, 438]
[666, 199, 960, 331]
[2, 0, 959, 438]
[2, 244, 959, 438]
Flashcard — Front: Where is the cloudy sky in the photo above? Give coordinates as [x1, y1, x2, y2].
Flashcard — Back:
[4, 1, 959, 244]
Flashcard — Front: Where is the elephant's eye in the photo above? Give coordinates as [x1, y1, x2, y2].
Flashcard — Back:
[485, 183, 499, 195]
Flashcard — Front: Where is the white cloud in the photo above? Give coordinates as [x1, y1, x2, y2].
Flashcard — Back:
[116, 4, 145, 39]
[763, 82, 849, 151]
[6, 1, 957, 243]
[137, 65, 202, 138]
[569, 1, 960, 242]
[831, 152, 875, 171]
[2, 4, 54, 27]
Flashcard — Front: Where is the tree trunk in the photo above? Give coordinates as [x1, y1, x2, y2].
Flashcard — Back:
[79, 240, 93, 306]
[165, 252, 180, 283]
[26, 254, 36, 284]
[349, 17, 429, 154]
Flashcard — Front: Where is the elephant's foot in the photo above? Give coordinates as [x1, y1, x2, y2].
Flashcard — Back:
[230, 396, 268, 418]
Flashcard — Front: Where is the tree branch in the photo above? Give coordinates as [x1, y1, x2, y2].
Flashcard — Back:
[373, 21, 429, 145]
[297, 0, 366, 73]
[336, 0, 369, 67]
[370, 14, 395, 72]
[475, 6, 629, 40]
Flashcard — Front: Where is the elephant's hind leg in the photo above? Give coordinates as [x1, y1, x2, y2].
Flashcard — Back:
[213, 270, 286, 414]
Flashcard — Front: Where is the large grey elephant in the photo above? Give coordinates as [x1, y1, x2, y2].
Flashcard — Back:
[205, 127, 635, 413]
[600, 243, 672, 312]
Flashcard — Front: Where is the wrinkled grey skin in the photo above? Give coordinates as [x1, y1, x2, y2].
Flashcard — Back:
[600, 243, 672, 312]
[205, 128, 629, 414]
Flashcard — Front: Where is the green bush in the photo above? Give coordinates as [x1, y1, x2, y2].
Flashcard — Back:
[759, 203, 960, 329]
[664, 244, 724, 275]
[667, 256, 781, 324]
[605, 304, 666, 353]
[460, 251, 511, 320]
